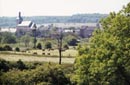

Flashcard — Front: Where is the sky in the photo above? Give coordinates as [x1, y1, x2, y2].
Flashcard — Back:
[0, 0, 129, 16]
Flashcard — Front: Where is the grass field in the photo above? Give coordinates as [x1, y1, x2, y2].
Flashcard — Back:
[1, 49, 78, 58]
[30, 49, 78, 57]
[0, 48, 77, 63]
[0, 54, 75, 64]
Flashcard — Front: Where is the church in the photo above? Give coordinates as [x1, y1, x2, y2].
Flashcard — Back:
[16, 12, 37, 37]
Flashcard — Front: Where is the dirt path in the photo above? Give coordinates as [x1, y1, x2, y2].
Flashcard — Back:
[0, 54, 75, 64]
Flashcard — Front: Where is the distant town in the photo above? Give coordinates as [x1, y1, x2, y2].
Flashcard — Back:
[0, 12, 105, 39]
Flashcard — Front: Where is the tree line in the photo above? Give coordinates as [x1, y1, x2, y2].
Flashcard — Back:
[0, 13, 107, 27]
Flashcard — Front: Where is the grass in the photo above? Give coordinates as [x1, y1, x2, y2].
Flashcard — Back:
[31, 49, 78, 57]
[0, 54, 75, 64]
[0, 48, 78, 58]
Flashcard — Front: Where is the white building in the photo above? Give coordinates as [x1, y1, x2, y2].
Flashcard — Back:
[16, 12, 36, 37]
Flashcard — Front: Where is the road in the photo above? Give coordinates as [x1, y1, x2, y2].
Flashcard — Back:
[0, 54, 75, 64]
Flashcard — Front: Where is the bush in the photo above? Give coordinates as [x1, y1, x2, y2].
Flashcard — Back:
[15, 47, 20, 52]
[63, 44, 69, 49]
[68, 38, 78, 46]
[0, 46, 5, 51]
[37, 43, 42, 49]
[45, 42, 52, 49]
[3, 45, 12, 51]
[0, 59, 10, 72]
[15, 60, 27, 70]
[33, 52, 37, 55]
[1, 32, 17, 44]
[0, 64, 71, 85]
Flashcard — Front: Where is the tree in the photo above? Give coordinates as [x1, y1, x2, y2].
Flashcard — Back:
[45, 42, 52, 49]
[68, 38, 78, 46]
[1, 32, 16, 44]
[37, 43, 42, 49]
[63, 44, 69, 49]
[3, 45, 12, 51]
[16, 59, 26, 70]
[73, 3, 130, 85]
[15, 47, 20, 52]
[20, 34, 31, 47]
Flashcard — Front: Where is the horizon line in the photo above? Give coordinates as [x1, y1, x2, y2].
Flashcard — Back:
[0, 13, 109, 17]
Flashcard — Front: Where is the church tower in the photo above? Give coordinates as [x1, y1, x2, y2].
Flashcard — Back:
[16, 12, 23, 24]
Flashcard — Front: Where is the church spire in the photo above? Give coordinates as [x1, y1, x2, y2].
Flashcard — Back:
[16, 11, 23, 24]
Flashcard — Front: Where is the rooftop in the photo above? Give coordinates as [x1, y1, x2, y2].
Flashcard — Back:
[17, 21, 32, 27]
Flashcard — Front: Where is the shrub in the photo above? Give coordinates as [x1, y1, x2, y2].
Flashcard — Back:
[0, 46, 4, 51]
[0, 59, 10, 72]
[0, 64, 71, 85]
[33, 52, 37, 55]
[68, 38, 78, 46]
[42, 49, 45, 51]
[15, 47, 20, 52]
[63, 44, 69, 49]
[45, 42, 52, 49]
[37, 43, 42, 49]
[42, 53, 45, 55]
[3, 45, 12, 51]
[15, 60, 27, 70]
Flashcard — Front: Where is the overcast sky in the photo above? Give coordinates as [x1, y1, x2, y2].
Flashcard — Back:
[0, 0, 129, 16]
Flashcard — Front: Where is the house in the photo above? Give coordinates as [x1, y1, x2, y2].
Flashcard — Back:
[80, 23, 100, 38]
[36, 25, 50, 37]
[16, 12, 37, 37]
[0, 28, 16, 33]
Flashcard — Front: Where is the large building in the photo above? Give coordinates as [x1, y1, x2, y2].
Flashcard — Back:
[80, 23, 100, 38]
[16, 12, 37, 37]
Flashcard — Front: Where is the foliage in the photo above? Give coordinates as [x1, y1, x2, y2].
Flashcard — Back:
[15, 60, 27, 70]
[0, 32, 16, 44]
[0, 45, 12, 51]
[37, 43, 42, 49]
[20, 34, 32, 47]
[0, 59, 42, 72]
[0, 59, 10, 72]
[3, 45, 12, 51]
[63, 44, 69, 49]
[15, 47, 20, 52]
[0, 62, 71, 85]
[73, 3, 130, 85]
[45, 42, 52, 49]
[0, 46, 5, 51]
[68, 38, 78, 46]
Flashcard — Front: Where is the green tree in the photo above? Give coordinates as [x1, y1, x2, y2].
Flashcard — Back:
[37, 43, 42, 49]
[15, 47, 20, 52]
[45, 42, 52, 49]
[0, 63, 71, 85]
[1, 32, 16, 44]
[63, 44, 69, 49]
[68, 38, 78, 46]
[20, 34, 31, 47]
[73, 3, 130, 85]
[16, 60, 27, 70]
[3, 45, 12, 51]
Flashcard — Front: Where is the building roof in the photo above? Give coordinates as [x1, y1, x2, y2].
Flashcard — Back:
[17, 21, 36, 29]
[52, 23, 97, 28]
[17, 21, 32, 27]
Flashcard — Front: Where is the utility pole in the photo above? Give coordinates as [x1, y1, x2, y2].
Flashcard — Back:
[32, 25, 37, 49]
[57, 28, 63, 65]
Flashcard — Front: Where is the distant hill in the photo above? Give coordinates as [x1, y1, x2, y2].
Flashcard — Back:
[0, 13, 108, 27]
